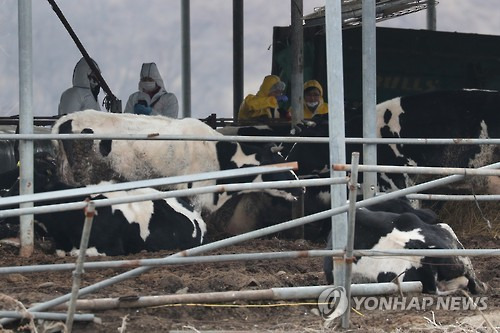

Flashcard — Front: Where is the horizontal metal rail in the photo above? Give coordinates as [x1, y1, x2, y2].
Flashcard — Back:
[1, 133, 499, 145]
[407, 193, 500, 201]
[0, 248, 498, 275]
[334, 163, 500, 176]
[49, 282, 424, 311]
[0, 311, 95, 322]
[0, 177, 348, 219]
[0, 162, 298, 208]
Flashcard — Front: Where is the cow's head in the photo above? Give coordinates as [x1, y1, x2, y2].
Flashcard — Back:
[286, 118, 330, 176]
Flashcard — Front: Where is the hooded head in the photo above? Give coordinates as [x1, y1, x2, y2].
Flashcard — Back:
[303, 80, 324, 109]
[256, 75, 285, 97]
[72, 57, 100, 89]
[138, 62, 166, 93]
[303, 80, 323, 97]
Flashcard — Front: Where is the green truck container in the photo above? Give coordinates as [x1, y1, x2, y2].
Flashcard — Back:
[271, 26, 500, 109]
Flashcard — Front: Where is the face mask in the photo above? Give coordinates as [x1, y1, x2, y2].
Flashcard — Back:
[306, 101, 319, 108]
[140, 81, 157, 92]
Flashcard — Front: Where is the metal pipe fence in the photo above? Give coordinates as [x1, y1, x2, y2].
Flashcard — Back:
[1, 131, 498, 328]
[1, 132, 500, 145]
[0, 162, 298, 207]
[1, 248, 498, 275]
[407, 193, 500, 201]
[65, 202, 95, 332]
[0, 311, 95, 322]
[3, 158, 498, 326]
[0, 176, 346, 219]
[48, 282, 424, 312]
[334, 163, 500, 176]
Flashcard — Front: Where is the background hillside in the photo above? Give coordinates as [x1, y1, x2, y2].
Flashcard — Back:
[1, 0, 499, 119]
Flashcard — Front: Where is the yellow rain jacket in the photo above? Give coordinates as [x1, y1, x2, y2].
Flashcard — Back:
[238, 75, 281, 120]
[302, 80, 329, 119]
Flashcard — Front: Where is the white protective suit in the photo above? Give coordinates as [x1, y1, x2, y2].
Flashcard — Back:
[124, 63, 179, 118]
[58, 57, 101, 116]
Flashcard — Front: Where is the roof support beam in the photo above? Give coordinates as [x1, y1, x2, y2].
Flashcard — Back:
[181, 0, 191, 118]
[233, 0, 244, 119]
[290, 0, 304, 126]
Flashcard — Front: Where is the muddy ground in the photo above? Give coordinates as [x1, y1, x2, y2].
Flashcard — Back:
[0, 202, 499, 332]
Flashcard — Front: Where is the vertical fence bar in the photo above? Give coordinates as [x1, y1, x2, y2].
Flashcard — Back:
[66, 202, 96, 332]
[325, 0, 348, 302]
[343, 152, 359, 327]
[18, 0, 34, 257]
[362, 0, 377, 199]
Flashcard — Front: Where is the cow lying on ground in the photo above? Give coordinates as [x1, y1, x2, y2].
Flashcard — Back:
[51, 110, 300, 216]
[296, 171, 439, 240]
[323, 208, 486, 294]
[1, 153, 206, 256]
[206, 191, 295, 239]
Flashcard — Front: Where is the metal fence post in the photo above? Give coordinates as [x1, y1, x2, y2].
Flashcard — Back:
[66, 201, 96, 332]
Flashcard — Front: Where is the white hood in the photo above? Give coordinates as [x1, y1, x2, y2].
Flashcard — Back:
[72, 57, 100, 89]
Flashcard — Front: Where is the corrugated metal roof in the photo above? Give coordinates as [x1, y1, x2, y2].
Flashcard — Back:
[304, 0, 436, 29]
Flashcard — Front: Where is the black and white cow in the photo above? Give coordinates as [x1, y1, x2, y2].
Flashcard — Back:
[1, 154, 206, 256]
[287, 89, 500, 193]
[376, 89, 499, 193]
[323, 208, 487, 294]
[303, 189, 440, 241]
[42, 186, 206, 256]
[51, 110, 300, 216]
[205, 191, 295, 238]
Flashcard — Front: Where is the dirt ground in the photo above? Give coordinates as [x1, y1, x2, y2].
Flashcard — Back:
[0, 202, 499, 332]
[0, 235, 498, 332]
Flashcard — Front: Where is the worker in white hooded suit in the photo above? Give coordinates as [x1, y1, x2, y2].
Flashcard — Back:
[124, 62, 179, 118]
[58, 57, 102, 116]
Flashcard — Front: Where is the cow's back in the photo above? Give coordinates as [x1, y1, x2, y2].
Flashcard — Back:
[51, 110, 221, 192]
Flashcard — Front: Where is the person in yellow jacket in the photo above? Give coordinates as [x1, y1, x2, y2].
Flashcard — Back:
[302, 80, 329, 119]
[238, 75, 291, 121]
